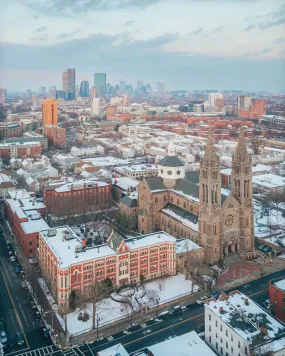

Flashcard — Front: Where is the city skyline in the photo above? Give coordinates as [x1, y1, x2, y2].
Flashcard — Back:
[0, 0, 285, 92]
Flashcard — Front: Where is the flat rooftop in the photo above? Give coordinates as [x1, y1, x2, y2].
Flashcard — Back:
[40, 226, 116, 269]
[205, 291, 285, 346]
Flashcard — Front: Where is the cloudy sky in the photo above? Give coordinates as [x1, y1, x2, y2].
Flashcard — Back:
[0, 0, 285, 92]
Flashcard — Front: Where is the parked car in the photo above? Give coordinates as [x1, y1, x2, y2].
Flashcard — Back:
[169, 306, 182, 315]
[10, 256, 16, 262]
[15, 265, 21, 273]
[258, 245, 265, 251]
[20, 281, 27, 289]
[42, 327, 50, 339]
[1, 330, 7, 344]
[16, 332, 24, 346]
[196, 296, 208, 305]
[34, 310, 41, 320]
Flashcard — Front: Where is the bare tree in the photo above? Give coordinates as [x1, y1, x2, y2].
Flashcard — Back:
[90, 280, 112, 330]
[157, 275, 167, 292]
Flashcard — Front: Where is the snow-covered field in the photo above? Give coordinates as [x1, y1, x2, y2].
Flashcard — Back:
[57, 274, 199, 336]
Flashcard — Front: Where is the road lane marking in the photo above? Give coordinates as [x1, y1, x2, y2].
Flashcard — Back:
[122, 289, 269, 348]
[123, 312, 204, 347]
[0, 269, 30, 348]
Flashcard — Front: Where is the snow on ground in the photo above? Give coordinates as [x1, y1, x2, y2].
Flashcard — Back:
[57, 274, 200, 336]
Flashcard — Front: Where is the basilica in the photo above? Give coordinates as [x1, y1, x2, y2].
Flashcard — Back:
[137, 126, 254, 264]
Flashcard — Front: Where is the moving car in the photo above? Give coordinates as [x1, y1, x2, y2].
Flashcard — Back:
[1, 330, 7, 344]
[10, 256, 16, 262]
[20, 281, 27, 289]
[15, 265, 21, 273]
[16, 332, 24, 346]
[42, 327, 50, 339]
[196, 296, 208, 305]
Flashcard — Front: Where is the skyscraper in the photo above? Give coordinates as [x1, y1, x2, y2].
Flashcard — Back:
[42, 99, 58, 126]
[38, 86, 47, 96]
[0, 88, 7, 104]
[137, 80, 143, 89]
[62, 69, 76, 100]
[157, 82, 165, 93]
[94, 73, 106, 97]
[80, 80, 89, 98]
[237, 95, 252, 110]
[120, 81, 126, 90]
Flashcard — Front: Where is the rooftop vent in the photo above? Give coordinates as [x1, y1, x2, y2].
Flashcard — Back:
[64, 231, 74, 241]
[47, 229, 57, 237]
[244, 298, 249, 305]
[219, 307, 223, 313]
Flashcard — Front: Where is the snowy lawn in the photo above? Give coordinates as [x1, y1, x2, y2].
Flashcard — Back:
[56, 274, 199, 336]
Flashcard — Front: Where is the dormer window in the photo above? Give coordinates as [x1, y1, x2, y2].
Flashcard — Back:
[177, 170, 180, 175]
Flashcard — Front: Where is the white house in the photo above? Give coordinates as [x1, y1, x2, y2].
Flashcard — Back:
[204, 290, 285, 356]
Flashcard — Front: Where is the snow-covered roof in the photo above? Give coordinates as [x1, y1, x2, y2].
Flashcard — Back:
[147, 331, 216, 356]
[7, 189, 30, 199]
[53, 179, 109, 193]
[40, 226, 116, 269]
[21, 218, 49, 234]
[0, 173, 11, 183]
[112, 177, 140, 191]
[125, 232, 176, 250]
[114, 164, 157, 174]
[82, 156, 131, 167]
[97, 343, 129, 356]
[221, 164, 272, 176]
[176, 238, 201, 254]
[205, 291, 285, 346]
[273, 278, 285, 292]
[253, 174, 285, 189]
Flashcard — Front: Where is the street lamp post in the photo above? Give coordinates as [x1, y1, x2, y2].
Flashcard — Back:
[156, 296, 160, 316]
[96, 315, 100, 339]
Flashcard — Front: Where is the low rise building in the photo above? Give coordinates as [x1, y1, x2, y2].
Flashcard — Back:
[112, 177, 140, 202]
[43, 125, 66, 147]
[114, 164, 158, 179]
[71, 145, 104, 157]
[269, 277, 285, 324]
[118, 125, 151, 138]
[0, 173, 16, 198]
[38, 228, 176, 312]
[4, 189, 48, 257]
[204, 290, 285, 356]
[43, 179, 112, 217]
[252, 174, 285, 193]
[0, 141, 41, 159]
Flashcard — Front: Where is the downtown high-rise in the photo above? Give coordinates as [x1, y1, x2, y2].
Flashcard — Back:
[94, 73, 106, 97]
[80, 80, 89, 98]
[62, 69, 76, 100]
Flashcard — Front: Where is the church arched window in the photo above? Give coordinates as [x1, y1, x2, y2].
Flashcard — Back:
[170, 196, 173, 203]
[163, 195, 166, 202]
[190, 205, 193, 212]
[168, 221, 170, 228]
[213, 224, 217, 235]
[177, 199, 180, 206]
[155, 197, 158, 203]
[184, 202, 186, 209]
[174, 225, 176, 232]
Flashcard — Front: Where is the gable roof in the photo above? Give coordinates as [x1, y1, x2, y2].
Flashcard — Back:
[172, 179, 200, 201]
[107, 230, 124, 251]
[158, 155, 185, 167]
[120, 195, 138, 207]
[138, 208, 149, 216]
[161, 203, 198, 230]
[185, 171, 199, 184]
[145, 177, 167, 191]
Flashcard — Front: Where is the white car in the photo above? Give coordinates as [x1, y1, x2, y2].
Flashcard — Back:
[1, 330, 7, 344]
[196, 296, 208, 305]
[10, 256, 16, 262]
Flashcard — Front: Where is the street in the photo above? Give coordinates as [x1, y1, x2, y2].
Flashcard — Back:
[0, 219, 54, 355]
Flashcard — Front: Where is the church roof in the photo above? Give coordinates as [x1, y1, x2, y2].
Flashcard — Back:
[185, 171, 200, 184]
[161, 203, 198, 229]
[120, 195, 138, 207]
[158, 155, 185, 167]
[145, 177, 167, 191]
[172, 179, 199, 201]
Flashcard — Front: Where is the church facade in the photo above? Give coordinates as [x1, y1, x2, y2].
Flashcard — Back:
[136, 127, 254, 264]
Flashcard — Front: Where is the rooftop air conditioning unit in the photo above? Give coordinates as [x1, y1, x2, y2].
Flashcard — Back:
[64, 231, 74, 240]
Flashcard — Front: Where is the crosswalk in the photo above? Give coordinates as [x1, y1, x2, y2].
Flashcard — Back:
[63, 348, 85, 356]
[9, 345, 57, 356]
